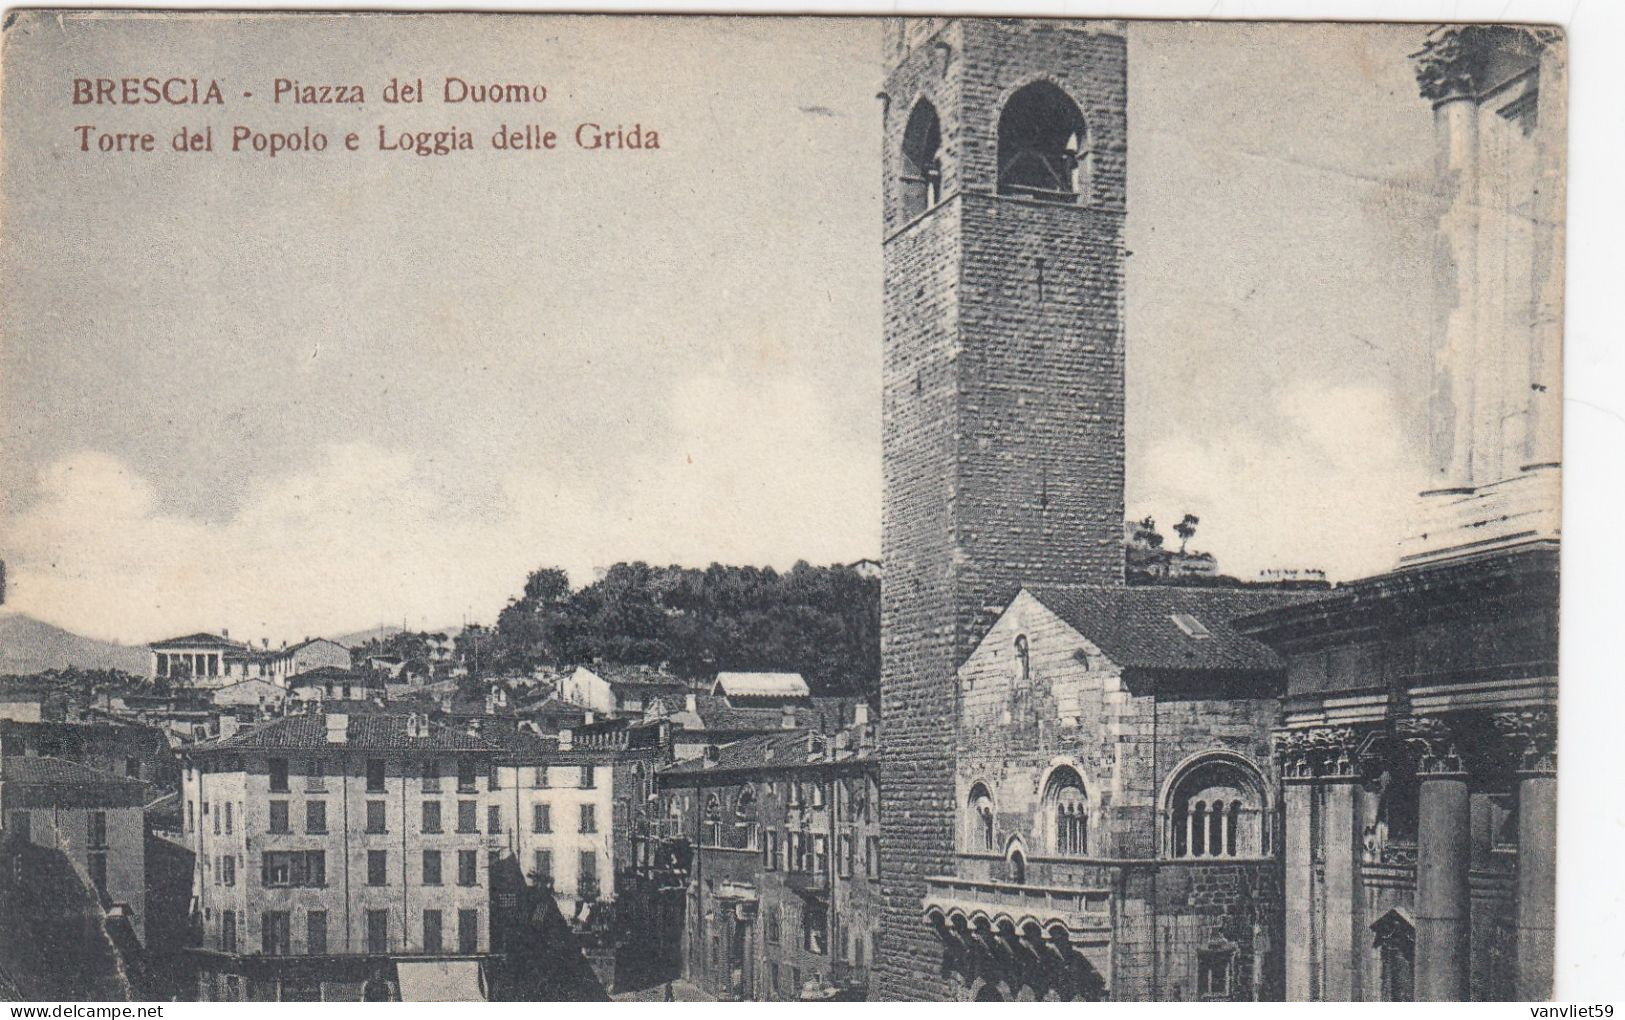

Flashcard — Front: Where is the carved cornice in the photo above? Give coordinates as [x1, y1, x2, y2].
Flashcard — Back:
[1493, 709, 1557, 775]
[1411, 25, 1560, 103]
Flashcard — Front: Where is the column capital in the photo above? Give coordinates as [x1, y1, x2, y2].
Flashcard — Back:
[1410, 25, 1561, 105]
[1493, 709, 1557, 776]
[1274, 726, 1366, 782]
[1395, 716, 1466, 777]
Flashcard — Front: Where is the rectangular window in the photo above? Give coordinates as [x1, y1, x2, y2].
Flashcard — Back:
[305, 800, 327, 834]
[458, 850, 478, 887]
[422, 849, 442, 886]
[838, 833, 853, 878]
[368, 849, 388, 886]
[533, 849, 552, 887]
[577, 850, 598, 899]
[422, 800, 442, 833]
[423, 910, 443, 954]
[765, 829, 778, 870]
[306, 758, 326, 792]
[458, 909, 479, 955]
[865, 836, 880, 880]
[579, 765, 595, 789]
[269, 800, 290, 834]
[770, 962, 780, 997]
[88, 851, 107, 896]
[766, 905, 781, 944]
[457, 800, 477, 833]
[488, 805, 502, 834]
[185, 803, 193, 833]
[212, 802, 219, 835]
[811, 782, 825, 808]
[532, 803, 551, 833]
[366, 910, 389, 955]
[221, 910, 237, 953]
[421, 760, 441, 793]
[488, 763, 501, 791]
[269, 757, 289, 793]
[261, 850, 325, 887]
[367, 759, 386, 793]
[1198, 950, 1234, 1000]
[813, 834, 828, 875]
[802, 899, 827, 955]
[306, 910, 327, 955]
[89, 811, 107, 848]
[457, 759, 478, 793]
[262, 910, 291, 956]
[533, 766, 549, 788]
[125, 756, 140, 778]
[579, 804, 596, 834]
[224, 802, 233, 835]
[366, 800, 387, 834]
[221, 855, 236, 886]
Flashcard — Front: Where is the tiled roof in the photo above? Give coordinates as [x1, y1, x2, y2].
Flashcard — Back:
[198, 713, 503, 753]
[148, 632, 244, 650]
[1022, 584, 1318, 673]
[0, 755, 149, 791]
[712, 672, 810, 699]
[663, 728, 874, 778]
[288, 637, 347, 652]
[288, 666, 382, 686]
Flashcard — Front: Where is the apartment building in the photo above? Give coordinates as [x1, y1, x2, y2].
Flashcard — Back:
[181, 711, 508, 1001]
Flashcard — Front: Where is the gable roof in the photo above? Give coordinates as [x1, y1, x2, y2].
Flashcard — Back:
[1022, 584, 1317, 673]
[197, 712, 502, 753]
[712, 672, 810, 700]
[662, 727, 875, 779]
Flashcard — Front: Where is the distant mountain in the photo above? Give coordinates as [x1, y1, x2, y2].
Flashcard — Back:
[335, 623, 462, 648]
[0, 612, 150, 676]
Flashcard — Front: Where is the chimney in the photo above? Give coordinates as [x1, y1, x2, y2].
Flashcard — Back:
[262, 638, 269, 650]
[684, 693, 697, 715]
[219, 716, 239, 740]
[780, 705, 797, 730]
[559, 728, 573, 751]
[222, 628, 230, 639]
[325, 713, 349, 744]
[584, 710, 595, 725]
[703, 744, 720, 767]
[853, 702, 869, 728]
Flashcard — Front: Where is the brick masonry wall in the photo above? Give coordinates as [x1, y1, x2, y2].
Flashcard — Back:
[878, 18, 1128, 1001]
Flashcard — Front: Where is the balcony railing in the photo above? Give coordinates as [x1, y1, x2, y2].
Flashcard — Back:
[921, 874, 1111, 940]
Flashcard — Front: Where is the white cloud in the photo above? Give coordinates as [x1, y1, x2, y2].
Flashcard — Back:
[1130, 381, 1427, 582]
[3, 374, 880, 646]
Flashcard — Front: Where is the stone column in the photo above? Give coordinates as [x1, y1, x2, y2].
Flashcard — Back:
[1497, 710, 1557, 1000]
[1276, 734, 1320, 1001]
[1321, 778, 1360, 1000]
[1412, 725, 1471, 1002]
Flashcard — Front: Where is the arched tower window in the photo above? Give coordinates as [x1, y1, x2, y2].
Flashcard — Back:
[900, 100, 943, 220]
[1013, 634, 1031, 685]
[1168, 755, 1266, 859]
[966, 783, 996, 852]
[996, 81, 1088, 203]
[1042, 766, 1089, 856]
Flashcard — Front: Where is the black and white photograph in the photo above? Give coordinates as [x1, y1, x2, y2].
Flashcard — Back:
[0, 3, 1609, 1005]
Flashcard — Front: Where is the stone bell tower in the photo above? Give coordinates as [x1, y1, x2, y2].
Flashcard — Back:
[876, 17, 1128, 1001]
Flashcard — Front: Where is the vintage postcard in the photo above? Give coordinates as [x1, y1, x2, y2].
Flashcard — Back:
[0, 11, 1565, 1004]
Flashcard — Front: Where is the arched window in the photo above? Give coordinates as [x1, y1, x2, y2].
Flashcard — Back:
[703, 793, 722, 847]
[1014, 634, 1031, 685]
[1168, 756, 1266, 859]
[1008, 846, 1026, 885]
[900, 100, 943, 220]
[966, 783, 996, 852]
[735, 785, 756, 819]
[996, 81, 1088, 203]
[1042, 766, 1089, 857]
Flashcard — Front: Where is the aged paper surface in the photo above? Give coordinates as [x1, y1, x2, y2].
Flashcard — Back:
[0, 12, 1564, 1003]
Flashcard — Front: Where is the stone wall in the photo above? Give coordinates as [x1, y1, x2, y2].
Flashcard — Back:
[878, 17, 1128, 1001]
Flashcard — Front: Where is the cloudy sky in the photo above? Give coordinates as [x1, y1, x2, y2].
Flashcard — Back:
[0, 15, 1439, 645]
